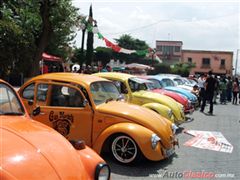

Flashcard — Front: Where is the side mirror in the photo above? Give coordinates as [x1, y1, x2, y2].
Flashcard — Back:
[32, 106, 41, 116]
[28, 100, 34, 106]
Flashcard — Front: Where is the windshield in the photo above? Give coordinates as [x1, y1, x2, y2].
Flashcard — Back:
[128, 77, 148, 92]
[161, 79, 175, 87]
[90, 81, 120, 105]
[148, 79, 163, 89]
[174, 78, 185, 85]
[0, 83, 24, 115]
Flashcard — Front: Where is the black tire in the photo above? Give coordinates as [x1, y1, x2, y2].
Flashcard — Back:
[110, 134, 143, 164]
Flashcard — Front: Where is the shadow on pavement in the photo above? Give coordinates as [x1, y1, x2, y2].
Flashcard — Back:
[102, 153, 178, 177]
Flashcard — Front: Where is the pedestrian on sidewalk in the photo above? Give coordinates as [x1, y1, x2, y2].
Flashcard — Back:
[200, 71, 216, 115]
[219, 76, 227, 104]
[226, 76, 233, 102]
[213, 75, 219, 104]
[198, 73, 206, 106]
[232, 77, 239, 104]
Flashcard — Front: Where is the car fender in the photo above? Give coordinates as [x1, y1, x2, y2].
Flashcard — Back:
[93, 122, 165, 161]
[142, 103, 174, 123]
[76, 146, 107, 180]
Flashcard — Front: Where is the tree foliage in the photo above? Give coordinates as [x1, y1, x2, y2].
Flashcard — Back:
[113, 34, 150, 64]
[94, 47, 113, 66]
[0, 0, 80, 77]
[170, 62, 196, 77]
[115, 34, 149, 50]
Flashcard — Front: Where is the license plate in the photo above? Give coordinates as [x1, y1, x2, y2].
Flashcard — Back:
[166, 148, 175, 157]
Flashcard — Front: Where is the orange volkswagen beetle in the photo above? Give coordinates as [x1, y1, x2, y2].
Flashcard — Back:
[0, 79, 110, 179]
[18, 73, 178, 164]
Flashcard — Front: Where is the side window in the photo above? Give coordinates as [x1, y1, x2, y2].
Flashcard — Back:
[112, 81, 127, 94]
[37, 84, 48, 102]
[79, 86, 92, 106]
[50, 84, 84, 108]
[22, 83, 35, 100]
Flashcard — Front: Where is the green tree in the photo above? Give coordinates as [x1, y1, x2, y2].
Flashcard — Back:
[0, 0, 38, 77]
[0, 0, 80, 77]
[115, 34, 149, 50]
[94, 47, 113, 66]
[114, 34, 149, 64]
[71, 47, 86, 65]
[170, 62, 195, 77]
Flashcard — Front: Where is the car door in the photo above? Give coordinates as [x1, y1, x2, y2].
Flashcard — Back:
[32, 82, 93, 146]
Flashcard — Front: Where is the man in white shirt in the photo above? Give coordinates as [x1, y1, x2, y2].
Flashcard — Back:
[198, 73, 206, 106]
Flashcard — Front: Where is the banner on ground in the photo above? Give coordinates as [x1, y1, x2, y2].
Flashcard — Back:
[184, 130, 233, 153]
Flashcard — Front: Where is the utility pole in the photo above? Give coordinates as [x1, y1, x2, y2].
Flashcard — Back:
[235, 49, 239, 76]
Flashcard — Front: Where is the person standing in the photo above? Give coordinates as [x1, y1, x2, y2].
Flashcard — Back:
[232, 77, 239, 104]
[219, 77, 227, 104]
[213, 75, 219, 104]
[197, 73, 206, 106]
[226, 76, 233, 102]
[200, 71, 216, 115]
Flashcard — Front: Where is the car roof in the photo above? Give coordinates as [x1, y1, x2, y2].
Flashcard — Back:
[27, 73, 110, 87]
[94, 72, 134, 81]
[147, 75, 172, 81]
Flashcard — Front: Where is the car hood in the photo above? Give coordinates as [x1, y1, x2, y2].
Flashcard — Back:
[1, 116, 88, 179]
[164, 86, 197, 101]
[96, 101, 173, 147]
[151, 88, 188, 106]
[132, 90, 183, 117]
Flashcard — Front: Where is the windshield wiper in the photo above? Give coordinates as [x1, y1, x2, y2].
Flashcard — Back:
[105, 98, 114, 103]
[1, 112, 24, 115]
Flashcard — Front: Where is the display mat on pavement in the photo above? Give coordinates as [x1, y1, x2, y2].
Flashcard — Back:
[184, 130, 233, 153]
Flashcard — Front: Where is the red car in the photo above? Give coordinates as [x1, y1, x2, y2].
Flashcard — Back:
[139, 76, 194, 114]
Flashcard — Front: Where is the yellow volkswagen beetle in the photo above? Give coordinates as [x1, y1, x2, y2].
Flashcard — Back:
[18, 73, 178, 164]
[94, 72, 185, 124]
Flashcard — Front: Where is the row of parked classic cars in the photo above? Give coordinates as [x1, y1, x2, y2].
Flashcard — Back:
[0, 72, 198, 179]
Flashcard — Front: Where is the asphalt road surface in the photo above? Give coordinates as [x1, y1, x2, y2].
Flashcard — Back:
[103, 102, 240, 180]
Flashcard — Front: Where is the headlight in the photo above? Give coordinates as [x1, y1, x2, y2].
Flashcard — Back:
[168, 110, 173, 118]
[180, 105, 184, 113]
[171, 123, 179, 134]
[151, 134, 161, 149]
[95, 163, 110, 180]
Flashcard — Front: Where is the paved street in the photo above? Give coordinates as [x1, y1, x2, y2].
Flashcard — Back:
[103, 102, 240, 180]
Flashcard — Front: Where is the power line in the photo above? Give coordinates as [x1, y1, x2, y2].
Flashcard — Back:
[104, 19, 169, 36]
[103, 12, 238, 36]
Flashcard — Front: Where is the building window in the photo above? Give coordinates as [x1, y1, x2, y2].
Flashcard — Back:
[202, 58, 210, 68]
[175, 46, 180, 52]
[220, 59, 225, 66]
[220, 59, 225, 69]
[187, 57, 192, 63]
[163, 46, 174, 55]
[157, 45, 162, 51]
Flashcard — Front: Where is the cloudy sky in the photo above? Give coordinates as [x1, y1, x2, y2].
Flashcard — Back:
[72, 0, 240, 73]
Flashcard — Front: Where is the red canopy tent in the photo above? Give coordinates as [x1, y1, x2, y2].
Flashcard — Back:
[42, 52, 62, 62]
[40, 53, 64, 73]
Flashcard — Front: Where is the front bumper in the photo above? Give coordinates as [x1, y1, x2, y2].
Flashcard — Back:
[184, 107, 194, 114]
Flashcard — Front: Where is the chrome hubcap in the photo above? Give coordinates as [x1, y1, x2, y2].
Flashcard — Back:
[112, 135, 137, 163]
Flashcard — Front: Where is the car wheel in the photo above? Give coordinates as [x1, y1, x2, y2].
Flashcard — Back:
[111, 135, 141, 164]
